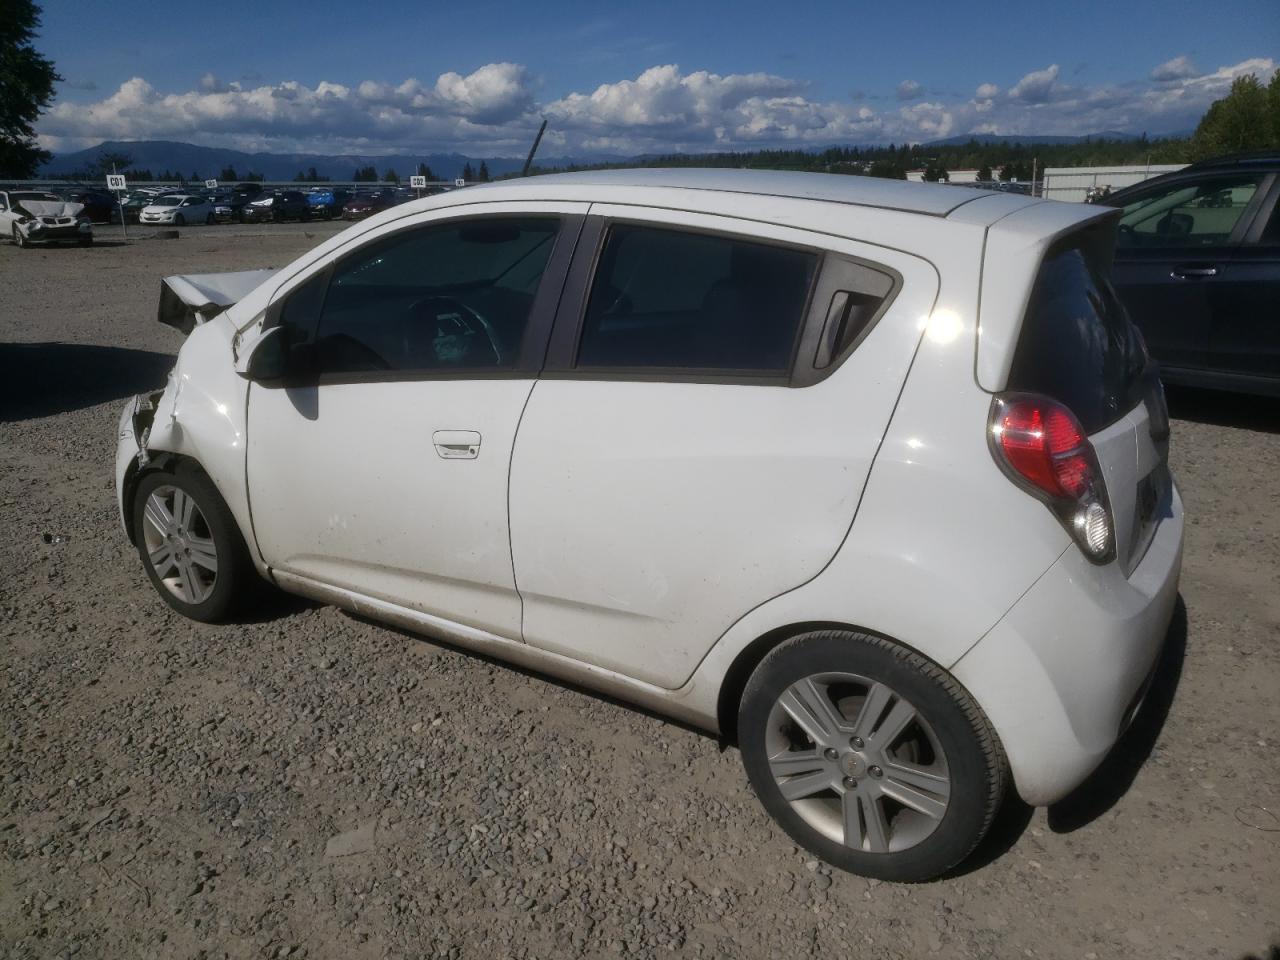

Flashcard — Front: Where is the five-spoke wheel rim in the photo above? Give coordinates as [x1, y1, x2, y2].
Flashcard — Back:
[141, 485, 218, 604]
[765, 672, 951, 854]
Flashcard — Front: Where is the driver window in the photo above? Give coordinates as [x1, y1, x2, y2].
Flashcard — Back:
[314, 217, 560, 376]
[1116, 175, 1261, 249]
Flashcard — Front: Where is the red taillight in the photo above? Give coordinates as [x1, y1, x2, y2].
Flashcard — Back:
[990, 393, 1114, 562]
[995, 401, 1089, 499]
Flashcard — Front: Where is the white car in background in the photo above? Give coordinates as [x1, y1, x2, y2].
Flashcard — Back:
[115, 169, 1183, 881]
[140, 194, 215, 226]
[0, 190, 94, 247]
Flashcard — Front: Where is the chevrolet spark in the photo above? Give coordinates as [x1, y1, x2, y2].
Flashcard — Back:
[116, 169, 1183, 881]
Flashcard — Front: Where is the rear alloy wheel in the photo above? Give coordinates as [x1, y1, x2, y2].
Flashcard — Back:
[133, 467, 256, 623]
[739, 630, 1006, 882]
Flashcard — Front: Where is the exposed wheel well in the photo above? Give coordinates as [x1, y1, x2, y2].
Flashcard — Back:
[121, 452, 205, 545]
[716, 620, 861, 744]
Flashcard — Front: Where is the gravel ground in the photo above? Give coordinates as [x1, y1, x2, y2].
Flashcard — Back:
[1, 222, 1278, 960]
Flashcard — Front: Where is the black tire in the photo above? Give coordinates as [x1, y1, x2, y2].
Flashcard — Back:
[13, 225, 27, 248]
[79, 235, 94, 246]
[174, 214, 186, 226]
[205, 213, 215, 225]
[738, 630, 1006, 882]
[132, 464, 258, 623]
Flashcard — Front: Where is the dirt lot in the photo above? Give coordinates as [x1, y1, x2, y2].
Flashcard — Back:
[1, 222, 1277, 960]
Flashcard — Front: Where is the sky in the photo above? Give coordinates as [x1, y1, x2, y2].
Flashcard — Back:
[33, 0, 1280, 158]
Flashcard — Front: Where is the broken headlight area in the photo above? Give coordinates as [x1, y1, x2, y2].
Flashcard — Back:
[131, 390, 164, 465]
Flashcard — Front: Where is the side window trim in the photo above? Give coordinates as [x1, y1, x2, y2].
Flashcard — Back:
[544, 215, 900, 388]
[261, 212, 586, 386]
[1241, 173, 1280, 245]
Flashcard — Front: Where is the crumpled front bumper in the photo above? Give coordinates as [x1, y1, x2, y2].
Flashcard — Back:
[20, 219, 92, 241]
[114, 392, 163, 537]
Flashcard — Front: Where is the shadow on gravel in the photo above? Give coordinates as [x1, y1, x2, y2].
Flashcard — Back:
[1237, 947, 1280, 960]
[343, 611, 717, 741]
[0, 341, 174, 422]
[1167, 386, 1280, 434]
[1047, 594, 1188, 833]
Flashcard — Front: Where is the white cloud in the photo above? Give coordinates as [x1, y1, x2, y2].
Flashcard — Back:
[36, 56, 1278, 157]
[1151, 55, 1201, 82]
[1009, 64, 1060, 103]
[896, 80, 923, 101]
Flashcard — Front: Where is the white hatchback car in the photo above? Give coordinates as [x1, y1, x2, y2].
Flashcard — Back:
[140, 194, 215, 226]
[115, 170, 1183, 881]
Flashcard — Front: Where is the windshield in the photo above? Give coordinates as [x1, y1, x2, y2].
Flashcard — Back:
[152, 196, 182, 206]
[11, 192, 62, 203]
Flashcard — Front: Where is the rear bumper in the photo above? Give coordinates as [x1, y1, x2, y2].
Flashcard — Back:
[952, 483, 1184, 805]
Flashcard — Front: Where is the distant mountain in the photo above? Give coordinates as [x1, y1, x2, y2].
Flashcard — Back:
[922, 132, 1151, 147]
[39, 139, 608, 181]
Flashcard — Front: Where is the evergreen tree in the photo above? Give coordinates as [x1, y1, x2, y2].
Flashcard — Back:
[415, 162, 435, 181]
[1189, 70, 1280, 160]
[976, 163, 993, 182]
[478, 160, 490, 182]
[219, 165, 238, 181]
[383, 168, 399, 183]
[462, 162, 475, 181]
[0, 1, 60, 177]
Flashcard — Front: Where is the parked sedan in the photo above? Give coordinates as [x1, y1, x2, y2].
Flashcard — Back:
[0, 190, 93, 246]
[116, 170, 1182, 882]
[60, 187, 115, 223]
[306, 187, 351, 219]
[1101, 152, 1279, 396]
[240, 190, 311, 223]
[140, 194, 216, 226]
[213, 186, 264, 223]
[341, 189, 396, 220]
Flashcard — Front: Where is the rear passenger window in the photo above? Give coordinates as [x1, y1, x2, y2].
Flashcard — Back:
[577, 224, 817, 372]
[313, 217, 559, 375]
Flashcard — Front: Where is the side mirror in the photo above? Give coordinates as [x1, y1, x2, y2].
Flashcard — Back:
[239, 326, 289, 381]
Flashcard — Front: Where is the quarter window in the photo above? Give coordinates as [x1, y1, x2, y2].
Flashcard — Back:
[1116, 175, 1261, 248]
[576, 224, 817, 372]
[312, 217, 560, 375]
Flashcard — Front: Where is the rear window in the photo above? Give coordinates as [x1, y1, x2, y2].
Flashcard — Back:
[1006, 240, 1147, 432]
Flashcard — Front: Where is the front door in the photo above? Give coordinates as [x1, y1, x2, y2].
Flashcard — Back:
[246, 204, 584, 638]
[1110, 171, 1267, 374]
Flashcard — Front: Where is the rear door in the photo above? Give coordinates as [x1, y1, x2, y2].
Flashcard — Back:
[1110, 171, 1267, 374]
[1209, 176, 1280, 383]
[508, 208, 938, 689]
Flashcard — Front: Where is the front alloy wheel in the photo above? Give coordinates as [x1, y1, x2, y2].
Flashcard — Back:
[739, 631, 1006, 882]
[141, 484, 219, 604]
[133, 467, 256, 622]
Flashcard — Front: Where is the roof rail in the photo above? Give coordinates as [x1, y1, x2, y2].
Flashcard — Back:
[1185, 151, 1280, 169]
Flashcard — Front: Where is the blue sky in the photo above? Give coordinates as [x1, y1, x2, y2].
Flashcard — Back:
[35, 0, 1280, 157]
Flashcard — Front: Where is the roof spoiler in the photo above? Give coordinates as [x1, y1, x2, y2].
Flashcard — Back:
[158, 269, 278, 335]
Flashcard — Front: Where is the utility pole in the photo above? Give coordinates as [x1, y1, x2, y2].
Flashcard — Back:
[522, 119, 548, 177]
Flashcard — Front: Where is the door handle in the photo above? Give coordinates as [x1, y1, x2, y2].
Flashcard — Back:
[432, 430, 481, 459]
[1170, 264, 1218, 279]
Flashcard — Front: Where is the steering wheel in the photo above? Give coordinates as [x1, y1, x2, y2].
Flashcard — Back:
[406, 296, 503, 367]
